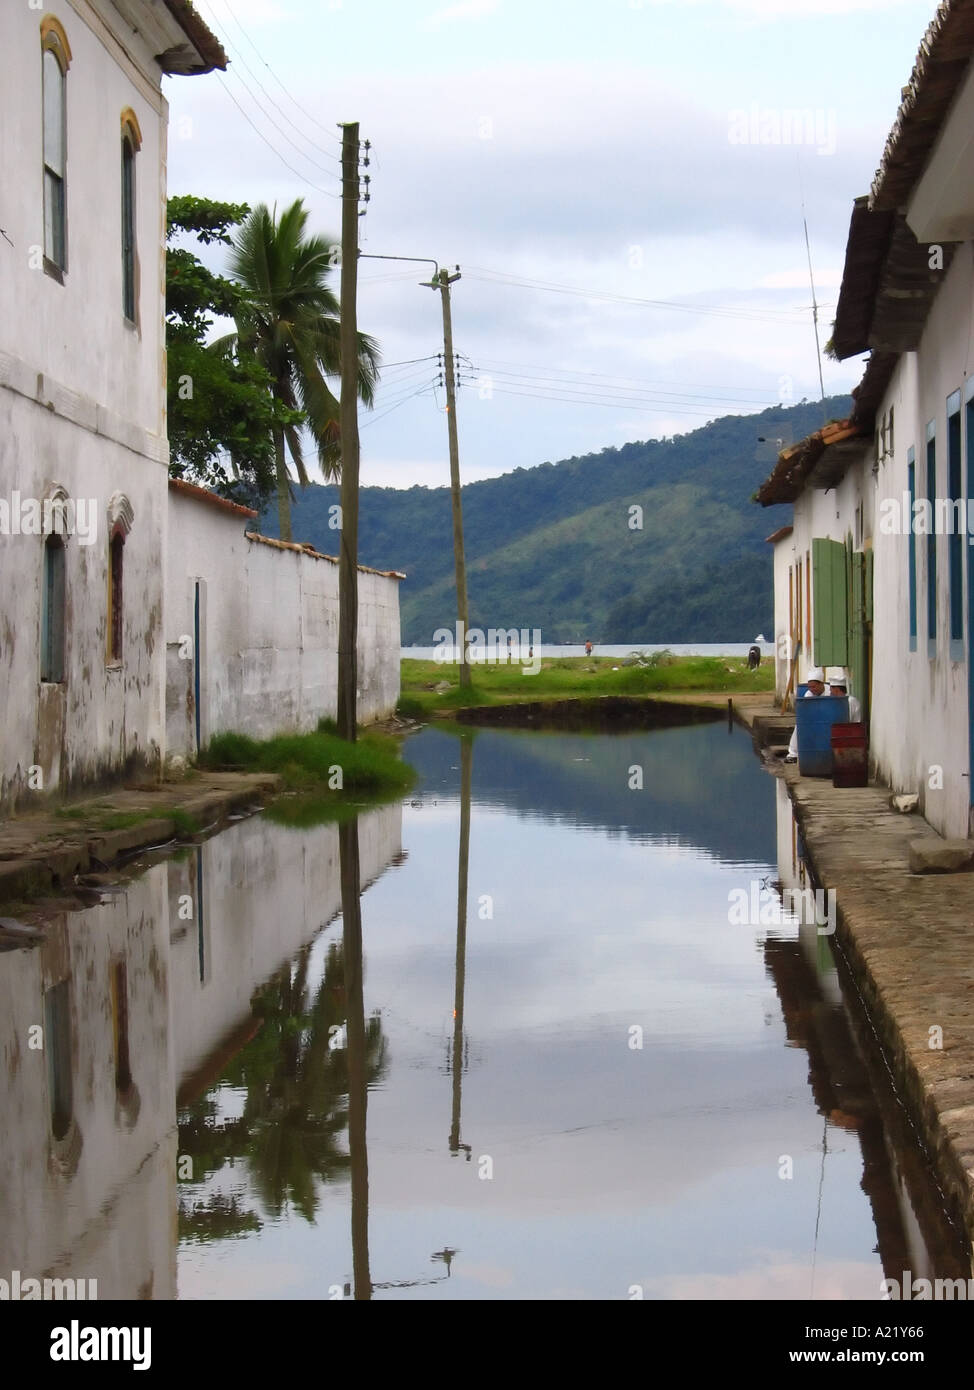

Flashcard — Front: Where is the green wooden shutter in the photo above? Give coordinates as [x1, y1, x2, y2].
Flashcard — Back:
[851, 551, 867, 701]
[812, 537, 849, 666]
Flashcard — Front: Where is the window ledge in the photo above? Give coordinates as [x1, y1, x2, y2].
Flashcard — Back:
[42, 257, 65, 285]
[927, 639, 938, 661]
[105, 660, 123, 672]
[950, 639, 965, 664]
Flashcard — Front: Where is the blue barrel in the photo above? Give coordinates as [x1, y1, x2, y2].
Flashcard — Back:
[797, 682, 808, 700]
[796, 695, 850, 776]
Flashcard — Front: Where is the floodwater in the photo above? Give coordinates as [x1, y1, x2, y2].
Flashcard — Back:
[1, 721, 969, 1300]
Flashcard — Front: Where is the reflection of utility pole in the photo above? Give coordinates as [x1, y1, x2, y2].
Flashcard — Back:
[340, 819, 371, 1300]
[424, 267, 471, 689]
[450, 735, 473, 1158]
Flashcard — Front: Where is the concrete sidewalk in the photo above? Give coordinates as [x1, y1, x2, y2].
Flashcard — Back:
[0, 772, 281, 907]
[784, 767, 974, 1255]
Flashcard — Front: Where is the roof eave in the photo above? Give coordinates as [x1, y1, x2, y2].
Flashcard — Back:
[159, 0, 228, 74]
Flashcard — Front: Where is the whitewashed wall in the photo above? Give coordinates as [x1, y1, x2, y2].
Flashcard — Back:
[779, 245, 974, 838]
[166, 488, 402, 758]
[0, 3, 177, 811]
[776, 467, 866, 688]
[869, 246, 974, 839]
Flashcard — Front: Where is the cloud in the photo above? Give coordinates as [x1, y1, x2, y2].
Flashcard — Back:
[759, 268, 844, 289]
[636, 0, 921, 12]
[423, 0, 499, 30]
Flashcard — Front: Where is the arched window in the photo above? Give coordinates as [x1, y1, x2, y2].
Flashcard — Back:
[41, 18, 71, 275]
[105, 492, 133, 666]
[41, 533, 66, 683]
[109, 529, 124, 663]
[120, 111, 141, 321]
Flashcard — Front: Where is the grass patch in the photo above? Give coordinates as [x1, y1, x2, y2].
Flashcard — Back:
[400, 652, 773, 713]
[394, 695, 427, 720]
[199, 727, 415, 799]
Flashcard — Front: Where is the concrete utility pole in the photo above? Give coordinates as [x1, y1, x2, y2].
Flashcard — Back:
[429, 267, 471, 687]
[337, 121, 362, 741]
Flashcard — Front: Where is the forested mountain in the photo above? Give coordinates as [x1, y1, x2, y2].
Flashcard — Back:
[264, 397, 850, 645]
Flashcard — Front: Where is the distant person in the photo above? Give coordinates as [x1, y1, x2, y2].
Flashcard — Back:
[785, 666, 826, 763]
[585, 640, 593, 656]
[828, 670, 861, 721]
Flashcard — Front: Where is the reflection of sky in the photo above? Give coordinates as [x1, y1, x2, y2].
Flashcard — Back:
[180, 724, 887, 1301]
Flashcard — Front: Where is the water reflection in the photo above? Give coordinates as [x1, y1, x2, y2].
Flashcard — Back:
[449, 734, 473, 1164]
[1, 721, 969, 1301]
[0, 804, 401, 1299]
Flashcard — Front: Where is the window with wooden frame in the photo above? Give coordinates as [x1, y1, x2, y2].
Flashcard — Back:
[120, 110, 141, 322]
[41, 18, 71, 276]
[41, 533, 66, 682]
[108, 528, 124, 664]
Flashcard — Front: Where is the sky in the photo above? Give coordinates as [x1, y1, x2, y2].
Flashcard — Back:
[164, 0, 943, 488]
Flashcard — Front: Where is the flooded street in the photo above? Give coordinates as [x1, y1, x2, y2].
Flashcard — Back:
[2, 722, 967, 1300]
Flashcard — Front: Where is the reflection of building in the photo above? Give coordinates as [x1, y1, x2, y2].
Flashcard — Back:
[0, 3, 224, 812]
[171, 804, 402, 1090]
[770, 783, 971, 1284]
[0, 871, 176, 1298]
[0, 803, 402, 1297]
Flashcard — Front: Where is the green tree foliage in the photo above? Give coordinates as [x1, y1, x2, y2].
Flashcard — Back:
[220, 199, 381, 540]
[166, 195, 297, 510]
[178, 939, 388, 1228]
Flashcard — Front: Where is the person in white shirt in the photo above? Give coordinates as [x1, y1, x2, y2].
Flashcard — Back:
[785, 665, 827, 762]
[828, 670, 861, 721]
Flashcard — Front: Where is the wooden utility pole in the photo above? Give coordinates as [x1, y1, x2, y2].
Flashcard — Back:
[435, 268, 471, 688]
[337, 122, 361, 740]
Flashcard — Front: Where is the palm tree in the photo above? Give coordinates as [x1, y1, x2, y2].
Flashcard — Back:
[223, 199, 380, 541]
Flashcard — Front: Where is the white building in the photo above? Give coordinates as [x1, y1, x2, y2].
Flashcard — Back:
[758, 0, 974, 839]
[0, 2, 225, 814]
[165, 479, 403, 761]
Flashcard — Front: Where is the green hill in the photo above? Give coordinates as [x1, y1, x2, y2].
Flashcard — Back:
[267, 397, 847, 644]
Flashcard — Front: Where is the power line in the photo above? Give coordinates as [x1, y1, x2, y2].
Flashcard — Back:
[380, 358, 441, 375]
[454, 375, 763, 420]
[199, 0, 341, 170]
[462, 353, 782, 397]
[459, 363, 776, 408]
[361, 384, 437, 428]
[199, 0, 343, 146]
[463, 265, 832, 326]
[213, 74, 340, 199]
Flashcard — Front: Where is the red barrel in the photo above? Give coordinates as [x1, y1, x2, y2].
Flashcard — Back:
[831, 722, 867, 787]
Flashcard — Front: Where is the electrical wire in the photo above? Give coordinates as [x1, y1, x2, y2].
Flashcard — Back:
[459, 364, 776, 408]
[463, 265, 833, 326]
[200, 0, 343, 145]
[213, 75, 340, 199]
[454, 376, 760, 420]
[462, 353, 783, 397]
[199, 0, 341, 170]
[361, 384, 437, 428]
